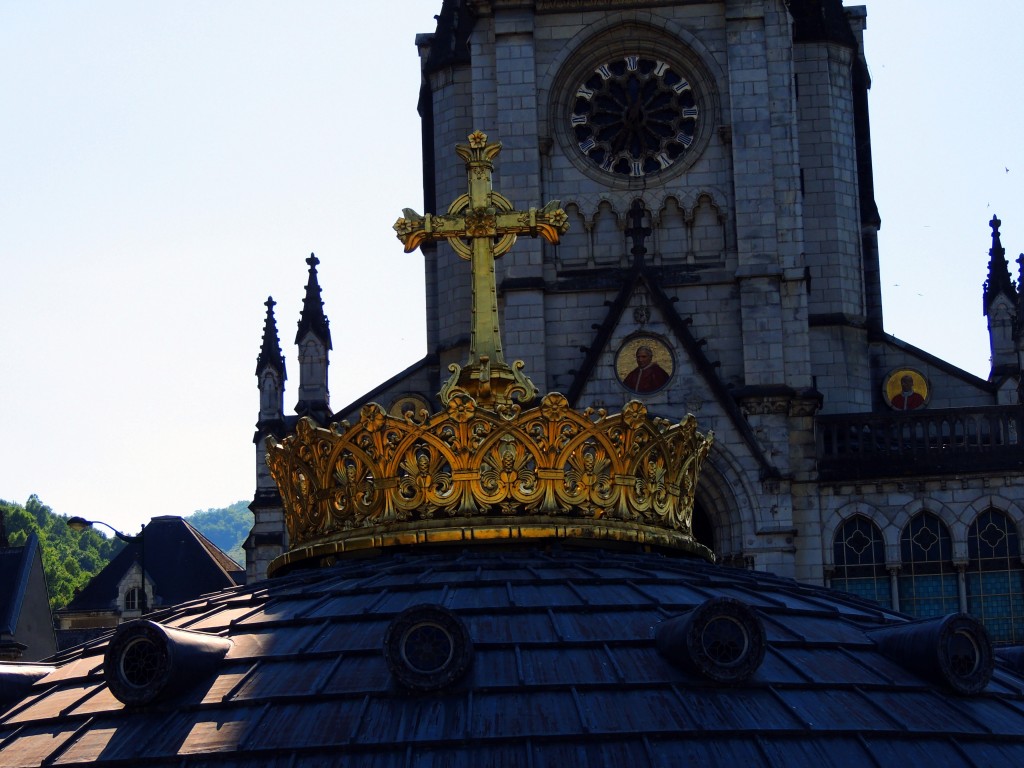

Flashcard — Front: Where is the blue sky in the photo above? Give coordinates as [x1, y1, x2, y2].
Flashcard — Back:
[2, 2, 1022, 535]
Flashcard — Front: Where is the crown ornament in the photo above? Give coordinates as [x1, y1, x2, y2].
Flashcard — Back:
[266, 393, 713, 574]
[265, 131, 714, 575]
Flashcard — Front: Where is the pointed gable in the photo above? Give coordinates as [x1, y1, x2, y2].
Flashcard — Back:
[567, 268, 779, 481]
[0, 534, 55, 661]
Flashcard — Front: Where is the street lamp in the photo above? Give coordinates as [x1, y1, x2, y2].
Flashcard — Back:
[66, 517, 147, 614]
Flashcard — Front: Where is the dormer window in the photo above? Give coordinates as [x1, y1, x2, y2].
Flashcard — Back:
[124, 587, 143, 612]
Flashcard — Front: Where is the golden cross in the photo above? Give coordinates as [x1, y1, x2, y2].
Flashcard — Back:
[394, 130, 569, 406]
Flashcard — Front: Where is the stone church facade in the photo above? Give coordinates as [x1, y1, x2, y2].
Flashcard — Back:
[246, 0, 1024, 643]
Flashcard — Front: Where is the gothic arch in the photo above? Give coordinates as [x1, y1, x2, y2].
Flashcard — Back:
[890, 497, 959, 549]
[555, 203, 591, 268]
[690, 193, 726, 264]
[694, 443, 758, 560]
[822, 501, 889, 569]
[591, 201, 622, 266]
[655, 196, 687, 265]
[961, 495, 1024, 557]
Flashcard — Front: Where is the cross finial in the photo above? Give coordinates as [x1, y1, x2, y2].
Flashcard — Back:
[394, 130, 569, 406]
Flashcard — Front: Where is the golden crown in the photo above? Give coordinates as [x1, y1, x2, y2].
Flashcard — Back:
[266, 392, 714, 575]
[264, 131, 714, 575]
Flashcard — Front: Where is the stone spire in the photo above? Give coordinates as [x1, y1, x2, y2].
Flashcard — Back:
[295, 254, 332, 351]
[984, 215, 1015, 310]
[983, 216, 1020, 380]
[256, 297, 286, 423]
[256, 297, 286, 379]
[294, 254, 332, 421]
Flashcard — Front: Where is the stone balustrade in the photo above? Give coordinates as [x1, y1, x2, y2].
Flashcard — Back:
[817, 406, 1024, 480]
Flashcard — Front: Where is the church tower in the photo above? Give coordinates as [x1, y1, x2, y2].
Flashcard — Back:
[246, 1, 1024, 650]
[407, 0, 882, 576]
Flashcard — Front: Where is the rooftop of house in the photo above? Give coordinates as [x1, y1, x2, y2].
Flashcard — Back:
[59, 516, 244, 615]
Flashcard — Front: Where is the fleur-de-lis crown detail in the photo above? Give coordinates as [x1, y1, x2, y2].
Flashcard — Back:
[266, 393, 714, 576]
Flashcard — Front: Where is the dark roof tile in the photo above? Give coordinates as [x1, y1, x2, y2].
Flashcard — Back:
[305, 619, 393, 655]
[685, 687, 807, 731]
[547, 607, 663, 644]
[774, 687, 903, 731]
[756, 735, 875, 767]
[469, 691, 581, 738]
[447, 583, 514, 611]
[519, 646, 620, 686]
[0, 725, 77, 766]
[3, 547, 1024, 765]
[577, 687, 693, 733]
[321, 653, 392, 695]
[463, 610, 558, 644]
[645, 735, 767, 767]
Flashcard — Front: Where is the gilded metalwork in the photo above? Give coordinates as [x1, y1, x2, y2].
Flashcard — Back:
[394, 130, 569, 407]
[266, 129, 714, 576]
[266, 393, 714, 574]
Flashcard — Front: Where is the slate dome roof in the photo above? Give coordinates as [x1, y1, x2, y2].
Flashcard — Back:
[3, 544, 1024, 767]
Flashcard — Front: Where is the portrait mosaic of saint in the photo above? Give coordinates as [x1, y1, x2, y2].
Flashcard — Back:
[883, 368, 929, 411]
[616, 336, 674, 394]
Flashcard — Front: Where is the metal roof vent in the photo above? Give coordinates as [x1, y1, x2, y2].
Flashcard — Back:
[103, 620, 231, 706]
[383, 605, 473, 691]
[868, 613, 994, 695]
[0, 663, 55, 709]
[655, 597, 766, 683]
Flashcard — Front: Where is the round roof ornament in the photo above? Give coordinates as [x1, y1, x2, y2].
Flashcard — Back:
[383, 605, 473, 691]
[655, 597, 766, 683]
[869, 613, 994, 695]
[103, 620, 231, 706]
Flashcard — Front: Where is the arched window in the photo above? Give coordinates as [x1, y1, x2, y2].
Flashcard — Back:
[967, 509, 1024, 644]
[124, 587, 143, 612]
[898, 512, 957, 618]
[831, 516, 890, 608]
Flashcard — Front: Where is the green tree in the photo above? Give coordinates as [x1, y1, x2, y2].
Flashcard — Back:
[1, 495, 123, 609]
[186, 500, 251, 565]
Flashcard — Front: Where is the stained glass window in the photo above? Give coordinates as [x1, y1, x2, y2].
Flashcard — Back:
[832, 515, 890, 608]
[967, 509, 1024, 644]
[898, 512, 958, 618]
